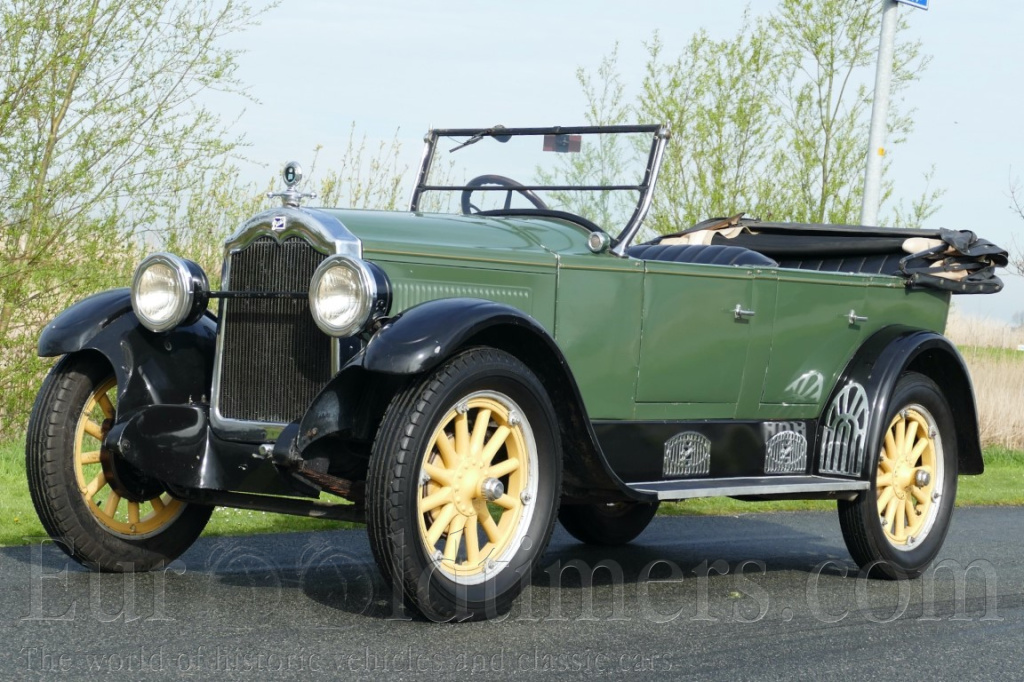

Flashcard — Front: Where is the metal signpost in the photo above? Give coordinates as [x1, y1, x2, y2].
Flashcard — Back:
[860, 0, 928, 226]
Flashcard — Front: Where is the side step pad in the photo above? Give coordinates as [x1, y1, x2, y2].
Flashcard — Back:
[626, 475, 868, 501]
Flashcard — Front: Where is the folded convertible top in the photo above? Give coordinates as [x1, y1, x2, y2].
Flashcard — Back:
[650, 217, 1008, 295]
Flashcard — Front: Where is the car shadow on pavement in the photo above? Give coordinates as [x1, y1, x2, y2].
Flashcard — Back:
[0, 513, 856, 623]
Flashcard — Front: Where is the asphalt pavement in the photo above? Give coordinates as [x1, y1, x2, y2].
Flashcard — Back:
[1, 507, 1021, 681]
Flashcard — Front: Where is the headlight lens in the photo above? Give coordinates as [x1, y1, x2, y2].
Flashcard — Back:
[131, 253, 208, 332]
[309, 256, 388, 337]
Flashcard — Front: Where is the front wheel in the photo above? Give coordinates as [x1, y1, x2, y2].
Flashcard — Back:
[838, 372, 957, 579]
[26, 353, 212, 571]
[366, 348, 561, 621]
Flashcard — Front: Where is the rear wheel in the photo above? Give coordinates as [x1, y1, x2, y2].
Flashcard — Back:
[838, 373, 956, 579]
[367, 348, 561, 621]
[26, 353, 212, 571]
[559, 501, 660, 546]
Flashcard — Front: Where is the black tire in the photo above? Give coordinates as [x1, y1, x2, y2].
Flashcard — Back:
[559, 501, 660, 546]
[838, 372, 957, 579]
[26, 353, 212, 572]
[366, 347, 561, 621]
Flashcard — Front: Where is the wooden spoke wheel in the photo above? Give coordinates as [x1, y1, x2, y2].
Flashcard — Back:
[416, 392, 537, 583]
[876, 406, 942, 549]
[839, 372, 957, 579]
[368, 348, 561, 621]
[26, 354, 212, 571]
[73, 377, 187, 538]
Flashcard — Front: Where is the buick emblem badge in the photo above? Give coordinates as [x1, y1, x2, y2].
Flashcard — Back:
[271, 215, 286, 232]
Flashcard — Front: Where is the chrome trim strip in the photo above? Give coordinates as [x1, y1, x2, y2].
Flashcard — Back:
[629, 476, 869, 501]
[210, 208, 362, 442]
[224, 207, 361, 259]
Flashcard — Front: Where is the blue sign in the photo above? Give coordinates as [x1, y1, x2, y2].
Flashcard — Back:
[895, 0, 928, 9]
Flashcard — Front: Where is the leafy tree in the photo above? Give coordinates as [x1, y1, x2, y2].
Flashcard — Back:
[0, 0, 262, 432]
[536, 46, 636, 231]
[766, 0, 930, 225]
[638, 12, 783, 232]
[558, 0, 939, 234]
[310, 124, 408, 212]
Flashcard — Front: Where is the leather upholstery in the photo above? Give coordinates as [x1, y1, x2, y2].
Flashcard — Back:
[627, 243, 779, 267]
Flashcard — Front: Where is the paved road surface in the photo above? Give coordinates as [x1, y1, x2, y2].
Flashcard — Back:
[1, 508, 1021, 680]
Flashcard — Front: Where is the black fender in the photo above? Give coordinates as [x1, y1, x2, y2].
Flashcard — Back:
[37, 288, 217, 416]
[294, 298, 646, 500]
[817, 325, 983, 480]
[361, 297, 550, 375]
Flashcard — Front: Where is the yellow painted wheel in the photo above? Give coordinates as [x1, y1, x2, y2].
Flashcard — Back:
[876, 405, 941, 549]
[27, 354, 212, 571]
[838, 372, 957, 579]
[416, 391, 537, 583]
[367, 347, 561, 620]
[73, 377, 186, 538]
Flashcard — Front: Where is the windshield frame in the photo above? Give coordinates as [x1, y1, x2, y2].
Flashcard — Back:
[409, 124, 670, 256]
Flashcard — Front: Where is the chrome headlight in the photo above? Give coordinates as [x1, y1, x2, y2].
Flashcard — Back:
[131, 253, 209, 333]
[309, 256, 390, 337]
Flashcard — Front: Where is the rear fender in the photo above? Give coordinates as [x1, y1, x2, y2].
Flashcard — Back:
[817, 326, 983, 479]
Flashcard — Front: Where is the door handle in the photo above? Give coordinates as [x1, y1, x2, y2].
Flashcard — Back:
[734, 304, 756, 320]
[848, 309, 868, 325]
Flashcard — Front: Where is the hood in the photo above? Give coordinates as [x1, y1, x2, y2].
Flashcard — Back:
[314, 208, 595, 263]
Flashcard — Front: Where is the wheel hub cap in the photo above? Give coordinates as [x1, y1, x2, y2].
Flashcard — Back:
[480, 477, 504, 502]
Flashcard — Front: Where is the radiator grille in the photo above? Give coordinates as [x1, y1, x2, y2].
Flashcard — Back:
[217, 237, 331, 423]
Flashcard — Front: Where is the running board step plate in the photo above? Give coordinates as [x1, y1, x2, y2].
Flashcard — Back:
[627, 475, 869, 501]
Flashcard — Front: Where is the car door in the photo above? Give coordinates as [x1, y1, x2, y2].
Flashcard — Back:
[756, 270, 869, 416]
[635, 260, 772, 420]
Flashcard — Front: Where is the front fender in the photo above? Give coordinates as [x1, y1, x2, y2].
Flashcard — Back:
[363, 298, 553, 374]
[293, 297, 646, 501]
[294, 298, 545, 455]
[38, 288, 134, 357]
[820, 326, 983, 479]
[38, 288, 217, 416]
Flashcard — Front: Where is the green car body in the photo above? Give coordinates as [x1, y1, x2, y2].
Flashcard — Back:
[349, 207, 950, 422]
[26, 125, 1007, 621]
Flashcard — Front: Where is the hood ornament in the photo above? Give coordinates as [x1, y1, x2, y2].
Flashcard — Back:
[267, 161, 317, 208]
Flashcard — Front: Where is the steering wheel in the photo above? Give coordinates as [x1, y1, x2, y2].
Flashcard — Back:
[461, 174, 549, 214]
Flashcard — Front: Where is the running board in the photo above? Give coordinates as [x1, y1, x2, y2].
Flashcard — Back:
[626, 475, 869, 501]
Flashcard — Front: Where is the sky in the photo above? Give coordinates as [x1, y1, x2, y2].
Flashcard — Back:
[218, 0, 1024, 320]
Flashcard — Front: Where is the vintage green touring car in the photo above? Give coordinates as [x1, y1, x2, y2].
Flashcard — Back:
[27, 125, 1006, 621]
